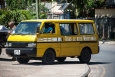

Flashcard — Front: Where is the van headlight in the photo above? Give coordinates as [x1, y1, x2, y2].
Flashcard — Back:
[5, 43, 12, 47]
[27, 43, 36, 47]
[9, 43, 12, 47]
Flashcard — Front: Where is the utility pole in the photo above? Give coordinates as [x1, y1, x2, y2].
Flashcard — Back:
[52, 0, 53, 19]
[36, 0, 40, 19]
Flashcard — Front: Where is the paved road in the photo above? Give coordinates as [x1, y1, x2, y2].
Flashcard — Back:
[0, 48, 90, 77]
[88, 43, 115, 77]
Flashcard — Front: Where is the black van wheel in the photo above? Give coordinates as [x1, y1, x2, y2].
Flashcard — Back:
[78, 48, 91, 63]
[42, 49, 55, 65]
[17, 57, 29, 64]
[57, 57, 66, 63]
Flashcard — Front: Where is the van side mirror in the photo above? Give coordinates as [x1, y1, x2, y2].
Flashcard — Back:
[36, 26, 40, 33]
[36, 33, 39, 36]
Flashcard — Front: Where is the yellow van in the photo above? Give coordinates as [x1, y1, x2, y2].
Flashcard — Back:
[6, 19, 99, 64]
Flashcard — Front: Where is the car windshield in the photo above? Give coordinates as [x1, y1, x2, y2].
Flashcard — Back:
[12, 22, 41, 35]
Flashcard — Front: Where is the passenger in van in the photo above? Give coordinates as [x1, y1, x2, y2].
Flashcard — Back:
[44, 24, 53, 33]
[60, 26, 68, 35]
[60, 26, 64, 35]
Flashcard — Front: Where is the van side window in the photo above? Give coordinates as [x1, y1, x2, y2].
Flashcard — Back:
[41, 23, 55, 34]
[59, 23, 77, 36]
[78, 23, 94, 34]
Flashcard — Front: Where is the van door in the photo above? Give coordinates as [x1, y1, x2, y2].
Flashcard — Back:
[37, 22, 59, 57]
[59, 23, 80, 56]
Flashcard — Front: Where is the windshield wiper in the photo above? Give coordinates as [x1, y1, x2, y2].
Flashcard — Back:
[11, 32, 35, 35]
[11, 33, 22, 35]
[21, 33, 35, 35]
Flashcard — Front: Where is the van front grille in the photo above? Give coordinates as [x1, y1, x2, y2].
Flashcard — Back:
[11, 43, 28, 47]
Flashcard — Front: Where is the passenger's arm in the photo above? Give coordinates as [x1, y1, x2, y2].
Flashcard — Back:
[50, 27, 53, 34]
[50, 30, 53, 34]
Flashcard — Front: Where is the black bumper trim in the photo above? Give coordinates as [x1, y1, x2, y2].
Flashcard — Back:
[6, 48, 36, 57]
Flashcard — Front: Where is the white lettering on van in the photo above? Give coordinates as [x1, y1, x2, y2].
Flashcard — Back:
[37, 38, 43, 42]
[65, 37, 72, 41]
[37, 37, 63, 42]
[91, 37, 96, 41]
[77, 37, 82, 41]
[65, 37, 83, 41]
[73, 37, 77, 41]
[83, 36, 96, 41]
[37, 37, 96, 42]
[83, 36, 90, 41]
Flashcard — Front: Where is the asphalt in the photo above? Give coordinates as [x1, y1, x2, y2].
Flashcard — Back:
[0, 48, 90, 77]
[25, 58, 90, 77]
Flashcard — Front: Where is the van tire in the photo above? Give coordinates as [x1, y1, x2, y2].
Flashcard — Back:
[42, 49, 55, 65]
[17, 57, 29, 64]
[57, 57, 66, 63]
[78, 48, 91, 63]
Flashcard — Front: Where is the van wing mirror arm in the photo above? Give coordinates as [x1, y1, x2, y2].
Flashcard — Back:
[36, 26, 40, 33]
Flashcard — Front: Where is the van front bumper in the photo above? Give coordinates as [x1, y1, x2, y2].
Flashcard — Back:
[6, 48, 36, 57]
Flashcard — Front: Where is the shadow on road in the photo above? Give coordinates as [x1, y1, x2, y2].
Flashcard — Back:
[88, 61, 111, 65]
[0, 58, 14, 61]
[54, 61, 81, 64]
[1, 58, 110, 66]
[13, 61, 82, 66]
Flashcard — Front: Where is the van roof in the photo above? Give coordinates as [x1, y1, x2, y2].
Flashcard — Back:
[21, 19, 94, 23]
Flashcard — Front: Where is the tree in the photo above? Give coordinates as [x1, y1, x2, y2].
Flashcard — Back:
[39, 3, 48, 19]
[0, 0, 34, 26]
[67, 0, 105, 18]
[5, 0, 33, 10]
[0, 0, 48, 26]
[0, 9, 32, 27]
[28, 2, 48, 19]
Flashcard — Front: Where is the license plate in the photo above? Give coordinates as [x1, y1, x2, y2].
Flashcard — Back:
[14, 50, 20, 55]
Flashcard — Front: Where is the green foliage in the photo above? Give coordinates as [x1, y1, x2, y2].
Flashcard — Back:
[67, 0, 105, 17]
[38, 0, 105, 18]
[39, 3, 48, 19]
[5, 0, 33, 10]
[3, 0, 105, 21]
[27, 3, 48, 19]
[0, 0, 35, 27]
[0, 9, 33, 27]
[0, 0, 49, 26]
[39, 12, 48, 19]
[0, 9, 12, 26]
[19, 10, 32, 20]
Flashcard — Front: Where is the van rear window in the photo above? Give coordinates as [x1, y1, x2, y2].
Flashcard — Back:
[78, 23, 94, 35]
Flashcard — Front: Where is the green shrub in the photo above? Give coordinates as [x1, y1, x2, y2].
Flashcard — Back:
[0, 9, 35, 27]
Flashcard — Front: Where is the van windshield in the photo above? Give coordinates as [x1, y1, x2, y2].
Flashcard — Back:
[12, 22, 41, 35]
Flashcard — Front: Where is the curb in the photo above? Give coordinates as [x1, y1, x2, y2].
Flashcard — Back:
[99, 41, 115, 44]
[81, 65, 91, 77]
